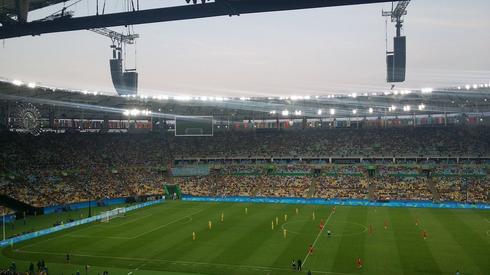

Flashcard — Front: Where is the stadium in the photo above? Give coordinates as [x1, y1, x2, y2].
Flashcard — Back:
[0, 0, 489, 274]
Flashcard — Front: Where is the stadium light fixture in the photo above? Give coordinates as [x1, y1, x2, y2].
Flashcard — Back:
[12, 79, 23, 86]
[317, 109, 322, 115]
[130, 109, 140, 116]
[123, 110, 130, 116]
[174, 96, 191, 101]
[329, 108, 335, 115]
[352, 109, 357, 114]
[390, 105, 397, 112]
[421, 88, 433, 94]
[368, 107, 374, 114]
[403, 105, 411, 112]
[27, 82, 36, 89]
[472, 84, 478, 89]
[270, 110, 276, 115]
[282, 110, 289, 116]
[294, 110, 302, 116]
[418, 104, 425, 111]
[465, 84, 471, 90]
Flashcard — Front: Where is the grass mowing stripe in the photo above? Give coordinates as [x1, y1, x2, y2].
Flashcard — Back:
[429, 209, 489, 274]
[169, 202, 248, 263]
[363, 207, 403, 274]
[302, 207, 335, 269]
[270, 205, 322, 272]
[11, 249, 359, 275]
[207, 204, 290, 270]
[330, 206, 367, 274]
[130, 208, 206, 239]
[2, 202, 487, 275]
[389, 208, 442, 274]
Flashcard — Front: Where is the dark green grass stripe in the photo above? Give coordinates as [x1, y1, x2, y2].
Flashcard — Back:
[330, 206, 368, 273]
[268, 205, 327, 274]
[10, 202, 222, 270]
[430, 209, 489, 274]
[389, 208, 442, 274]
[363, 207, 403, 274]
[85, 202, 221, 259]
[209, 204, 290, 266]
[91, 202, 232, 273]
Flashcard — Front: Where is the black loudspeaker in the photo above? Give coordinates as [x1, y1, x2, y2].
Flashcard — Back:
[387, 36, 406, 83]
[110, 58, 138, 96]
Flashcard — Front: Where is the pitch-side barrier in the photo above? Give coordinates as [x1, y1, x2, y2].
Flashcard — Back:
[182, 195, 489, 210]
[0, 199, 163, 248]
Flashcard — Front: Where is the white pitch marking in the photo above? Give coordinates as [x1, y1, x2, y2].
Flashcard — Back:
[129, 208, 205, 239]
[14, 249, 356, 275]
[301, 209, 335, 269]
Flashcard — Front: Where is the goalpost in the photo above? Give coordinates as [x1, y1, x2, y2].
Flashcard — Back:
[100, 207, 126, 223]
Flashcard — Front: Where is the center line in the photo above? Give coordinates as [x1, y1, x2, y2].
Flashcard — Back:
[302, 208, 335, 269]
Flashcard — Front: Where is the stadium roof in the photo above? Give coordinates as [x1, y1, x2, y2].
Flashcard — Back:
[0, 0, 66, 13]
[1, 78, 489, 121]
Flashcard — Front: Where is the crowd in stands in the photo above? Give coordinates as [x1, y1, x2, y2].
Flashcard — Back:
[315, 176, 368, 199]
[0, 126, 488, 208]
[168, 126, 490, 158]
[177, 176, 312, 198]
[434, 178, 488, 203]
[1, 166, 164, 207]
[0, 205, 15, 215]
[371, 177, 433, 201]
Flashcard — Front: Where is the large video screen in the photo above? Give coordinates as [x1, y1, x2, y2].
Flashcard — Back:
[175, 116, 213, 136]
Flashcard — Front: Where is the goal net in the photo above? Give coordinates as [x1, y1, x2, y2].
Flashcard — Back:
[100, 207, 126, 223]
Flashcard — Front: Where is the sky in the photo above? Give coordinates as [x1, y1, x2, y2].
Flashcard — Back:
[0, 0, 489, 97]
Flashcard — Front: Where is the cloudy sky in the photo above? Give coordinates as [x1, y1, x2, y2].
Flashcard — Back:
[0, 0, 489, 97]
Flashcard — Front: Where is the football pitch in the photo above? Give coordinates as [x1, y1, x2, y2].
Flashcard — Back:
[2, 201, 489, 275]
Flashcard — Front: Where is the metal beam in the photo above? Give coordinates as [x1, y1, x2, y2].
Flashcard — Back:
[0, 0, 392, 39]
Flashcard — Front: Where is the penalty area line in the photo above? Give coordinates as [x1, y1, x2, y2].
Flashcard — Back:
[302, 208, 335, 269]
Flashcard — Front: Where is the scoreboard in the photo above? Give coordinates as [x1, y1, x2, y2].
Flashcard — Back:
[175, 116, 213, 136]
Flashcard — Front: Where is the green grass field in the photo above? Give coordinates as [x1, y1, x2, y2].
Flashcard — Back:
[1, 201, 489, 275]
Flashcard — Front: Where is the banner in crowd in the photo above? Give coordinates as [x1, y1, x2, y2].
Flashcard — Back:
[0, 214, 16, 224]
[182, 195, 490, 210]
[43, 198, 127, 214]
[0, 199, 163, 248]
